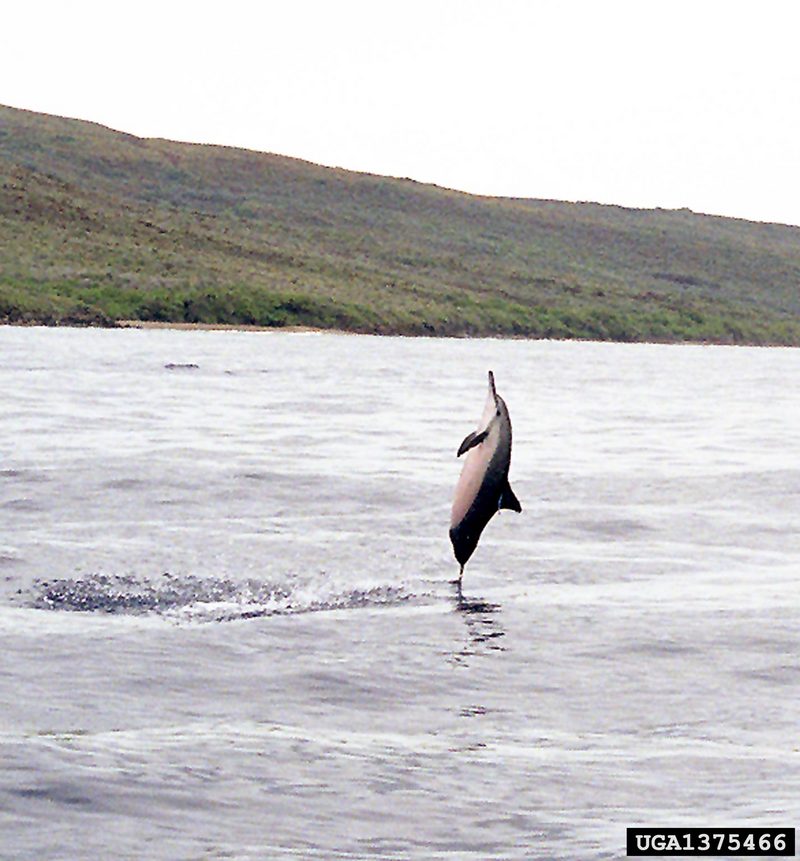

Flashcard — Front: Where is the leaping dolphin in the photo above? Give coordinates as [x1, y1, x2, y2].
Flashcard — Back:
[449, 371, 521, 579]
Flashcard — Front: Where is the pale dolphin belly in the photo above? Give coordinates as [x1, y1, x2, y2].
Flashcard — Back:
[450, 419, 501, 529]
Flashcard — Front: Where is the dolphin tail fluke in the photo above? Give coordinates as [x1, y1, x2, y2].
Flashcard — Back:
[498, 480, 522, 513]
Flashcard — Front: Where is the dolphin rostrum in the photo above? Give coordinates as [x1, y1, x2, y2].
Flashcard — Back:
[449, 371, 521, 578]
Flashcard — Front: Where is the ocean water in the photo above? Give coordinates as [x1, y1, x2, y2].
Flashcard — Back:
[1, 326, 798, 860]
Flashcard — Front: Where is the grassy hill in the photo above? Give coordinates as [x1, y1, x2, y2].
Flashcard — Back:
[2, 103, 799, 343]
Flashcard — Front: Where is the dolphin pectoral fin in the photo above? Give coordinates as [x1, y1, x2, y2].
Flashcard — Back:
[457, 429, 489, 457]
[498, 480, 522, 513]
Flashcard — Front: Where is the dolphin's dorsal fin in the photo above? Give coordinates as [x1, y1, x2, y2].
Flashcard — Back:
[457, 429, 489, 457]
[498, 480, 522, 513]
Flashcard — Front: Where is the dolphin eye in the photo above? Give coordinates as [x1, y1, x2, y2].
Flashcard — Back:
[496, 409, 501, 417]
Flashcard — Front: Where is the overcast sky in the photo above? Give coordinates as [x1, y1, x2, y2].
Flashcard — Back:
[3, 0, 799, 226]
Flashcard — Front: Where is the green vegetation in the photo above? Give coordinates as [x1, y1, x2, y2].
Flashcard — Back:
[2, 103, 800, 343]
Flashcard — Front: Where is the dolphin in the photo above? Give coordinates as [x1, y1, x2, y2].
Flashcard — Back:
[449, 371, 521, 579]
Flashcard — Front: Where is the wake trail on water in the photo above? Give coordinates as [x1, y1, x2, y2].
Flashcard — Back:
[22, 571, 445, 622]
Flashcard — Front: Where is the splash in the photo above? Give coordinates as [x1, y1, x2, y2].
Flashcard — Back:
[27, 572, 419, 622]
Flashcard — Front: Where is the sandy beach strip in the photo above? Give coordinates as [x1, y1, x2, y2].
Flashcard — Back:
[115, 319, 350, 335]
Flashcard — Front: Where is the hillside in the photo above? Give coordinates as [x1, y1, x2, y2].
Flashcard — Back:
[1, 103, 799, 342]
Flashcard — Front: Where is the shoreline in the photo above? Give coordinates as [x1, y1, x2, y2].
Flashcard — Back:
[2, 319, 797, 348]
[115, 319, 350, 335]
[107, 321, 800, 349]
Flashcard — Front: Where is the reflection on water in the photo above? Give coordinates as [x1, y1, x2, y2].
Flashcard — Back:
[452, 585, 506, 664]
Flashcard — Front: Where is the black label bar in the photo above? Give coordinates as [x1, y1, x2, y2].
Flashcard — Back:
[626, 828, 795, 857]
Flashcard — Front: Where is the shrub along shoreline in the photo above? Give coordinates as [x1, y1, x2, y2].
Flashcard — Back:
[2, 279, 798, 346]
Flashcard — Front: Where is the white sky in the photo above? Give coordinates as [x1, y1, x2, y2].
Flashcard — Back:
[2, 0, 799, 226]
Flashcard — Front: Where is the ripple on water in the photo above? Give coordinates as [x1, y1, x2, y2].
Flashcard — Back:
[1, 498, 45, 512]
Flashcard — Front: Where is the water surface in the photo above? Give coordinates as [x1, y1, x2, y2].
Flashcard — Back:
[1, 327, 799, 859]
